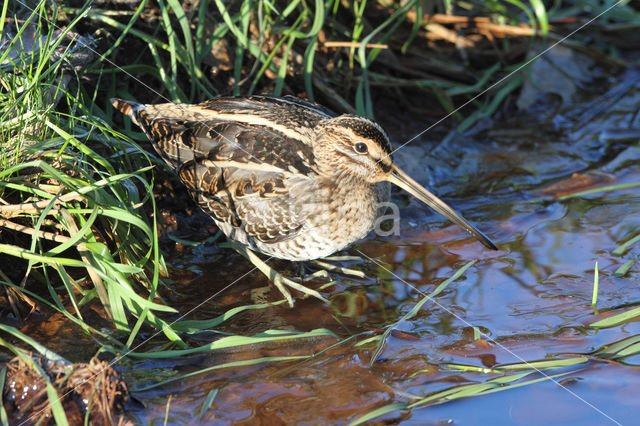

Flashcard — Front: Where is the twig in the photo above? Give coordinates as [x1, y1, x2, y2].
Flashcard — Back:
[0, 192, 84, 216]
[407, 11, 539, 39]
[425, 23, 475, 47]
[477, 23, 537, 37]
[0, 218, 73, 245]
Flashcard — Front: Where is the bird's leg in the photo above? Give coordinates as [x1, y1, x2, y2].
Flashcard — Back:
[297, 262, 306, 281]
[230, 242, 329, 307]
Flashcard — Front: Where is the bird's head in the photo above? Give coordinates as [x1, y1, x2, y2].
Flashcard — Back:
[316, 115, 394, 182]
[317, 114, 497, 250]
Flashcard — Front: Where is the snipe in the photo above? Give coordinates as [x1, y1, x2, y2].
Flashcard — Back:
[112, 95, 497, 305]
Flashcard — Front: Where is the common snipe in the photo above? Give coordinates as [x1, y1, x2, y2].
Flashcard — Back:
[112, 96, 496, 305]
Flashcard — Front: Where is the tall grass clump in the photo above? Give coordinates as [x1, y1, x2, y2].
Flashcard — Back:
[73, 0, 566, 126]
[0, 1, 180, 345]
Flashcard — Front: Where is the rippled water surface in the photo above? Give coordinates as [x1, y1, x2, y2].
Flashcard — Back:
[123, 72, 640, 424]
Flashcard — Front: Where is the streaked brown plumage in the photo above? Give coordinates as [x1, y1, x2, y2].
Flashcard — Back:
[112, 95, 496, 304]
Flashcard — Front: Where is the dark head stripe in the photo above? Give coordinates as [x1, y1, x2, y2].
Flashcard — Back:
[337, 116, 392, 155]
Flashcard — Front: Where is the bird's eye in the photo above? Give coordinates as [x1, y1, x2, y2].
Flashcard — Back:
[354, 142, 368, 154]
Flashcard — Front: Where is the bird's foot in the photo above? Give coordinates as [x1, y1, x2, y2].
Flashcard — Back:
[271, 273, 329, 307]
[231, 242, 329, 307]
[299, 268, 332, 282]
[311, 259, 366, 279]
[321, 255, 364, 262]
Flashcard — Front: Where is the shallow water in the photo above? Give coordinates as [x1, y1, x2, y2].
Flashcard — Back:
[127, 72, 638, 424]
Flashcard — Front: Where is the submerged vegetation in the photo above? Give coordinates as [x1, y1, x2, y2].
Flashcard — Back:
[0, 0, 639, 422]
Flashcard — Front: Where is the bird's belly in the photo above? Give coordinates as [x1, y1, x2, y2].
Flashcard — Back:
[255, 234, 346, 261]
[253, 220, 375, 261]
[251, 181, 388, 261]
[210, 180, 388, 261]
[205, 203, 370, 261]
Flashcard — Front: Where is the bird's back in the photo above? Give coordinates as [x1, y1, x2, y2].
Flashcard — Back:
[112, 96, 375, 260]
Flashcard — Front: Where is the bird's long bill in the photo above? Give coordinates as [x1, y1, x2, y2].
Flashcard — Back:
[387, 165, 498, 250]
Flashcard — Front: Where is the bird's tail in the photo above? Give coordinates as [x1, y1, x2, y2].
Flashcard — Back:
[111, 98, 144, 126]
[110, 98, 195, 169]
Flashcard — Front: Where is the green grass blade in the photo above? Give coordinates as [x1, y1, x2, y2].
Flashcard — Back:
[404, 260, 476, 321]
[528, 0, 549, 35]
[408, 371, 572, 408]
[307, 0, 326, 37]
[613, 259, 635, 277]
[592, 261, 599, 309]
[123, 328, 338, 358]
[446, 63, 501, 96]
[0, 324, 66, 362]
[274, 34, 295, 95]
[355, 1, 414, 117]
[612, 232, 640, 256]
[401, 1, 421, 53]
[166, 0, 196, 95]
[504, 0, 536, 32]
[613, 342, 640, 359]
[495, 357, 588, 371]
[0, 0, 8, 38]
[0, 334, 70, 425]
[86, 0, 149, 68]
[55, 266, 84, 321]
[303, 34, 318, 100]
[44, 205, 99, 256]
[45, 382, 71, 426]
[591, 306, 640, 328]
[591, 334, 640, 358]
[442, 363, 503, 374]
[198, 388, 219, 420]
[349, 402, 407, 425]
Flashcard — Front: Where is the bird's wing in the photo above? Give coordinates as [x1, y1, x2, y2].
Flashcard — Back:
[112, 98, 314, 244]
[179, 161, 306, 244]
